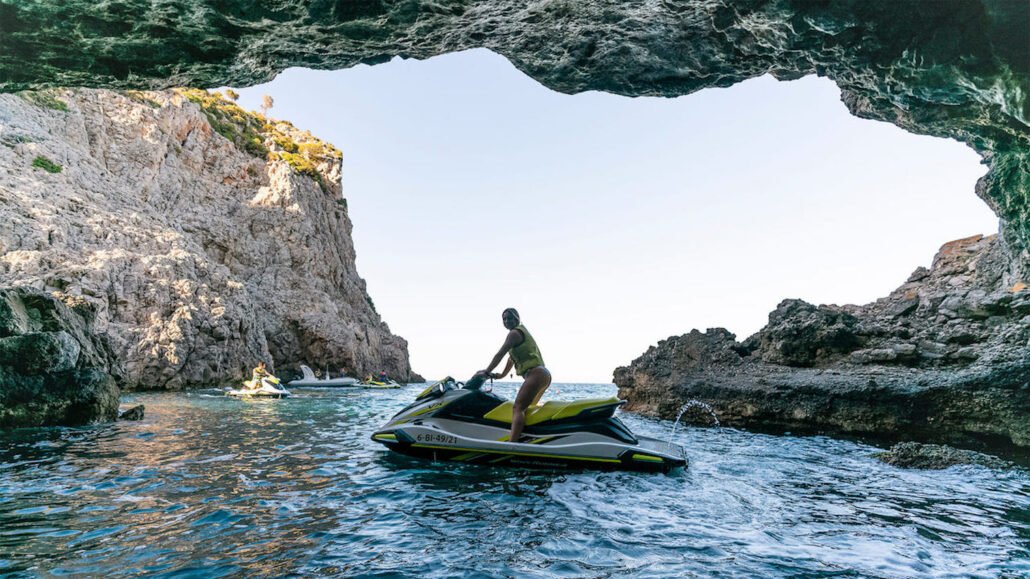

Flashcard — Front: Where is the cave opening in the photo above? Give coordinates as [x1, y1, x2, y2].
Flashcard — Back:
[225, 48, 997, 382]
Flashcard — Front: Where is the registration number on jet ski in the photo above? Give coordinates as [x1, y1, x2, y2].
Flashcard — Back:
[416, 433, 457, 444]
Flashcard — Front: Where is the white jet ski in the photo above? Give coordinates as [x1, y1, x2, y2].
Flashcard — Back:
[227, 375, 290, 398]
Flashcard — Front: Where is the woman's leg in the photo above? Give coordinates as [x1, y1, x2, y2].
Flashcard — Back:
[509, 367, 552, 442]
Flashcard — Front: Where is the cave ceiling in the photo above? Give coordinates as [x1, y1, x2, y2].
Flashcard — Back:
[1, 0, 1027, 265]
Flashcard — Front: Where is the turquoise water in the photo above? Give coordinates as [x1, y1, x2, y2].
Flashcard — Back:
[0, 383, 1027, 577]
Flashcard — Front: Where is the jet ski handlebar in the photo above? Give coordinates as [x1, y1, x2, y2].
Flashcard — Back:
[415, 373, 494, 402]
[463, 373, 490, 391]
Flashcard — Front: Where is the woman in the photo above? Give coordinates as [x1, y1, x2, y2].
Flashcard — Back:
[249, 361, 269, 389]
[478, 308, 552, 443]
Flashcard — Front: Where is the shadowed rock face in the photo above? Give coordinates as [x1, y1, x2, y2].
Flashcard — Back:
[0, 288, 120, 427]
[0, 0, 1027, 263]
[615, 235, 1030, 453]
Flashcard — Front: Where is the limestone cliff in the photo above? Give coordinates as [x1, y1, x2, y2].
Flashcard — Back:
[615, 235, 1029, 453]
[0, 89, 415, 389]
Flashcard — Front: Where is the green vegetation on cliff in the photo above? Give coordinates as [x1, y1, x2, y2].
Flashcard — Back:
[175, 89, 342, 188]
[18, 90, 68, 112]
[31, 155, 62, 173]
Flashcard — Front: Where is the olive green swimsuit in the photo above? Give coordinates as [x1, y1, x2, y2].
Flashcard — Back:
[509, 324, 545, 377]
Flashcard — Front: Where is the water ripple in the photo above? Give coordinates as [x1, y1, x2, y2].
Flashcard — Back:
[0, 384, 1026, 577]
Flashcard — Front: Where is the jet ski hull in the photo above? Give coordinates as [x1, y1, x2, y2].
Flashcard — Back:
[228, 377, 290, 398]
[374, 429, 684, 473]
[363, 380, 402, 389]
[372, 379, 686, 473]
[226, 388, 290, 398]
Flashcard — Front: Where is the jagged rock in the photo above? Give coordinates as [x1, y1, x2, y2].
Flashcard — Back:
[118, 404, 145, 421]
[887, 296, 920, 318]
[0, 89, 416, 388]
[953, 347, 980, 361]
[0, 288, 119, 427]
[754, 300, 861, 367]
[917, 341, 951, 360]
[616, 236, 1030, 451]
[876, 442, 1011, 470]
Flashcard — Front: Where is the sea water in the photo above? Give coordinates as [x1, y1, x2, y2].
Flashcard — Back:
[0, 383, 1026, 577]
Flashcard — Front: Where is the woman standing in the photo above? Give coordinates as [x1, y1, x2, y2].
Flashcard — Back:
[478, 308, 552, 443]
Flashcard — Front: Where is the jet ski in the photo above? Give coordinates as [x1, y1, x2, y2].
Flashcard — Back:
[371, 375, 686, 473]
[227, 375, 291, 398]
[363, 379, 402, 389]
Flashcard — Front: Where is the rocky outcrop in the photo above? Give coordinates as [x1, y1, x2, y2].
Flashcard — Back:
[0, 89, 415, 389]
[0, 1, 1026, 269]
[615, 235, 1030, 452]
[118, 404, 145, 421]
[0, 2, 1025, 439]
[0, 288, 120, 427]
[876, 442, 1011, 470]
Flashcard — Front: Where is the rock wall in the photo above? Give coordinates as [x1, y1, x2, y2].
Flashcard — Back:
[0, 288, 120, 427]
[0, 89, 415, 389]
[0, 1, 1026, 267]
[0, 1, 1025, 437]
[615, 235, 1029, 452]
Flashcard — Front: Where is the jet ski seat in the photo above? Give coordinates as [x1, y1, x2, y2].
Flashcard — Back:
[483, 397, 624, 426]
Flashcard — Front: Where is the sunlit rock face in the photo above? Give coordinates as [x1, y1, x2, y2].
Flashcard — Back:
[615, 235, 1030, 452]
[0, 0, 1026, 264]
[0, 89, 415, 389]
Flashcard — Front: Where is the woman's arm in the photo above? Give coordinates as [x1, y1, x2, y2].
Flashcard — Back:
[480, 330, 522, 375]
[491, 356, 514, 379]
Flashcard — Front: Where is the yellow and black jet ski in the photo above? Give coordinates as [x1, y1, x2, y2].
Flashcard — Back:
[363, 379, 402, 389]
[371, 375, 686, 473]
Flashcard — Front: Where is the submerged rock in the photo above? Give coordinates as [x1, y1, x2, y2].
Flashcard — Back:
[876, 442, 1011, 470]
[0, 288, 120, 427]
[118, 404, 145, 421]
[0, 89, 416, 388]
[616, 236, 1030, 451]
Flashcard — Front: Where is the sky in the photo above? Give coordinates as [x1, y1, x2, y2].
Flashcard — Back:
[230, 48, 997, 383]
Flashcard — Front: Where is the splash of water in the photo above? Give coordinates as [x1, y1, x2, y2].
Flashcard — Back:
[668, 399, 720, 444]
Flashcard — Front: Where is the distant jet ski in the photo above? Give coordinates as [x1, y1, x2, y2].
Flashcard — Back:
[227, 375, 290, 398]
[288, 365, 360, 388]
[362, 379, 402, 389]
[371, 375, 686, 473]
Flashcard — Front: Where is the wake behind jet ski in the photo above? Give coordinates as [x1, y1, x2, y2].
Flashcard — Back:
[371, 375, 686, 473]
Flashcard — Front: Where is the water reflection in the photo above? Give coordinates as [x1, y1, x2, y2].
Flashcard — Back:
[0, 385, 1027, 577]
